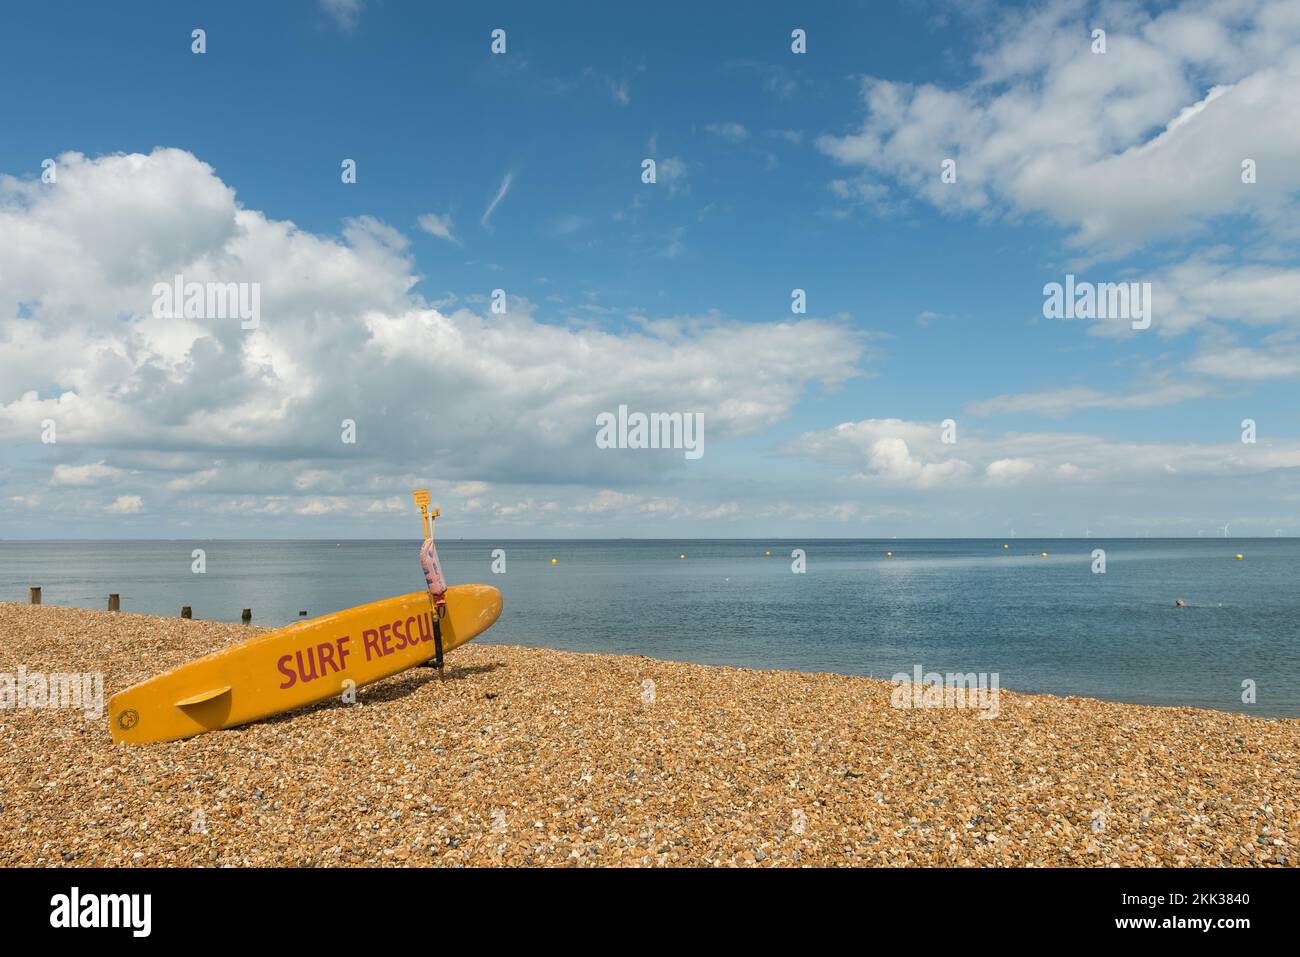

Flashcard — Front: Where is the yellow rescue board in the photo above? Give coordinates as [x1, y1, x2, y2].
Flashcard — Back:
[108, 584, 502, 745]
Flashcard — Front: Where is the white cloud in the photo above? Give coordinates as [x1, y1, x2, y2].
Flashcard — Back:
[51, 462, 125, 486]
[787, 416, 1300, 489]
[1185, 342, 1300, 380]
[985, 458, 1036, 485]
[416, 211, 459, 245]
[785, 419, 972, 487]
[106, 495, 143, 514]
[816, 0, 1300, 250]
[1030, 255, 1300, 341]
[576, 490, 649, 513]
[481, 171, 514, 228]
[865, 436, 972, 487]
[296, 498, 350, 516]
[0, 148, 869, 528]
[1148, 258, 1300, 336]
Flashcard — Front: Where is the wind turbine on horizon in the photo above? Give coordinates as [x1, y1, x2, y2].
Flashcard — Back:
[1219, 522, 1230, 538]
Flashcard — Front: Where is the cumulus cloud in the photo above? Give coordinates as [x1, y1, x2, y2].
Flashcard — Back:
[784, 419, 972, 487]
[816, 0, 1300, 251]
[1023, 253, 1300, 343]
[984, 458, 1036, 485]
[416, 211, 459, 245]
[51, 462, 125, 486]
[1148, 257, 1300, 336]
[0, 148, 868, 531]
[786, 416, 1300, 490]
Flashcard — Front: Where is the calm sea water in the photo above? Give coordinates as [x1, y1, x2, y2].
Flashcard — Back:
[1, 539, 1296, 716]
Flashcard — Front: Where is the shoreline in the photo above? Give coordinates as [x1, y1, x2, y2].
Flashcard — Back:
[3, 600, 1286, 720]
[1, 602, 1295, 867]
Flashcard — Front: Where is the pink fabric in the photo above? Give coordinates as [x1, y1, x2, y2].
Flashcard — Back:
[420, 537, 447, 599]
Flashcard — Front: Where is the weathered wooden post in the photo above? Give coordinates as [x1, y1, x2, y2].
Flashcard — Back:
[29, 587, 41, 605]
[108, 594, 120, 612]
[241, 608, 252, 624]
[181, 606, 193, 619]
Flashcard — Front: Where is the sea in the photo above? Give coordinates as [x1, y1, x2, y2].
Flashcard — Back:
[1, 538, 1296, 717]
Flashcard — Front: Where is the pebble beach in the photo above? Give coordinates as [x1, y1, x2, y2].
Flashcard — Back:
[1, 601, 1295, 867]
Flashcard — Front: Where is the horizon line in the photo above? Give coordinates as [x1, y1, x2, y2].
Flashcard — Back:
[0, 536, 1293, 543]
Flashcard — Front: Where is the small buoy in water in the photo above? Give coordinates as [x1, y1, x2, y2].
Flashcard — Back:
[1002, 544, 1009, 549]
[550, 557, 558, 565]
[679, 553, 685, 560]
[1041, 552, 1048, 557]
[336, 544, 341, 548]
[764, 549, 771, 556]
[1175, 599, 1185, 607]
[1236, 553, 1244, 560]
[886, 551, 893, 557]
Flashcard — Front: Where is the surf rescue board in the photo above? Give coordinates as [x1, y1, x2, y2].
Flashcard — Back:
[108, 584, 502, 744]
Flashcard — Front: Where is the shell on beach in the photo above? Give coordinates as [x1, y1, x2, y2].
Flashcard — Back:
[0, 602, 1296, 868]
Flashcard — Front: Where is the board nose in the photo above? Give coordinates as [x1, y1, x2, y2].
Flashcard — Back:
[480, 585, 503, 627]
[455, 582, 502, 629]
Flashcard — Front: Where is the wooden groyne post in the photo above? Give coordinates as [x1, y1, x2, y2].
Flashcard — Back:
[181, 606, 193, 619]
[29, 587, 41, 605]
[241, 608, 252, 624]
[108, 594, 120, 612]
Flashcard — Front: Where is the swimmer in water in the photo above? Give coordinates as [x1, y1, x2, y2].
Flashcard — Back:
[1175, 599, 1185, 607]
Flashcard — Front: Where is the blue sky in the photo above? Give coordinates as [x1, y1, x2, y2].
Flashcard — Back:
[1, 0, 1299, 538]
